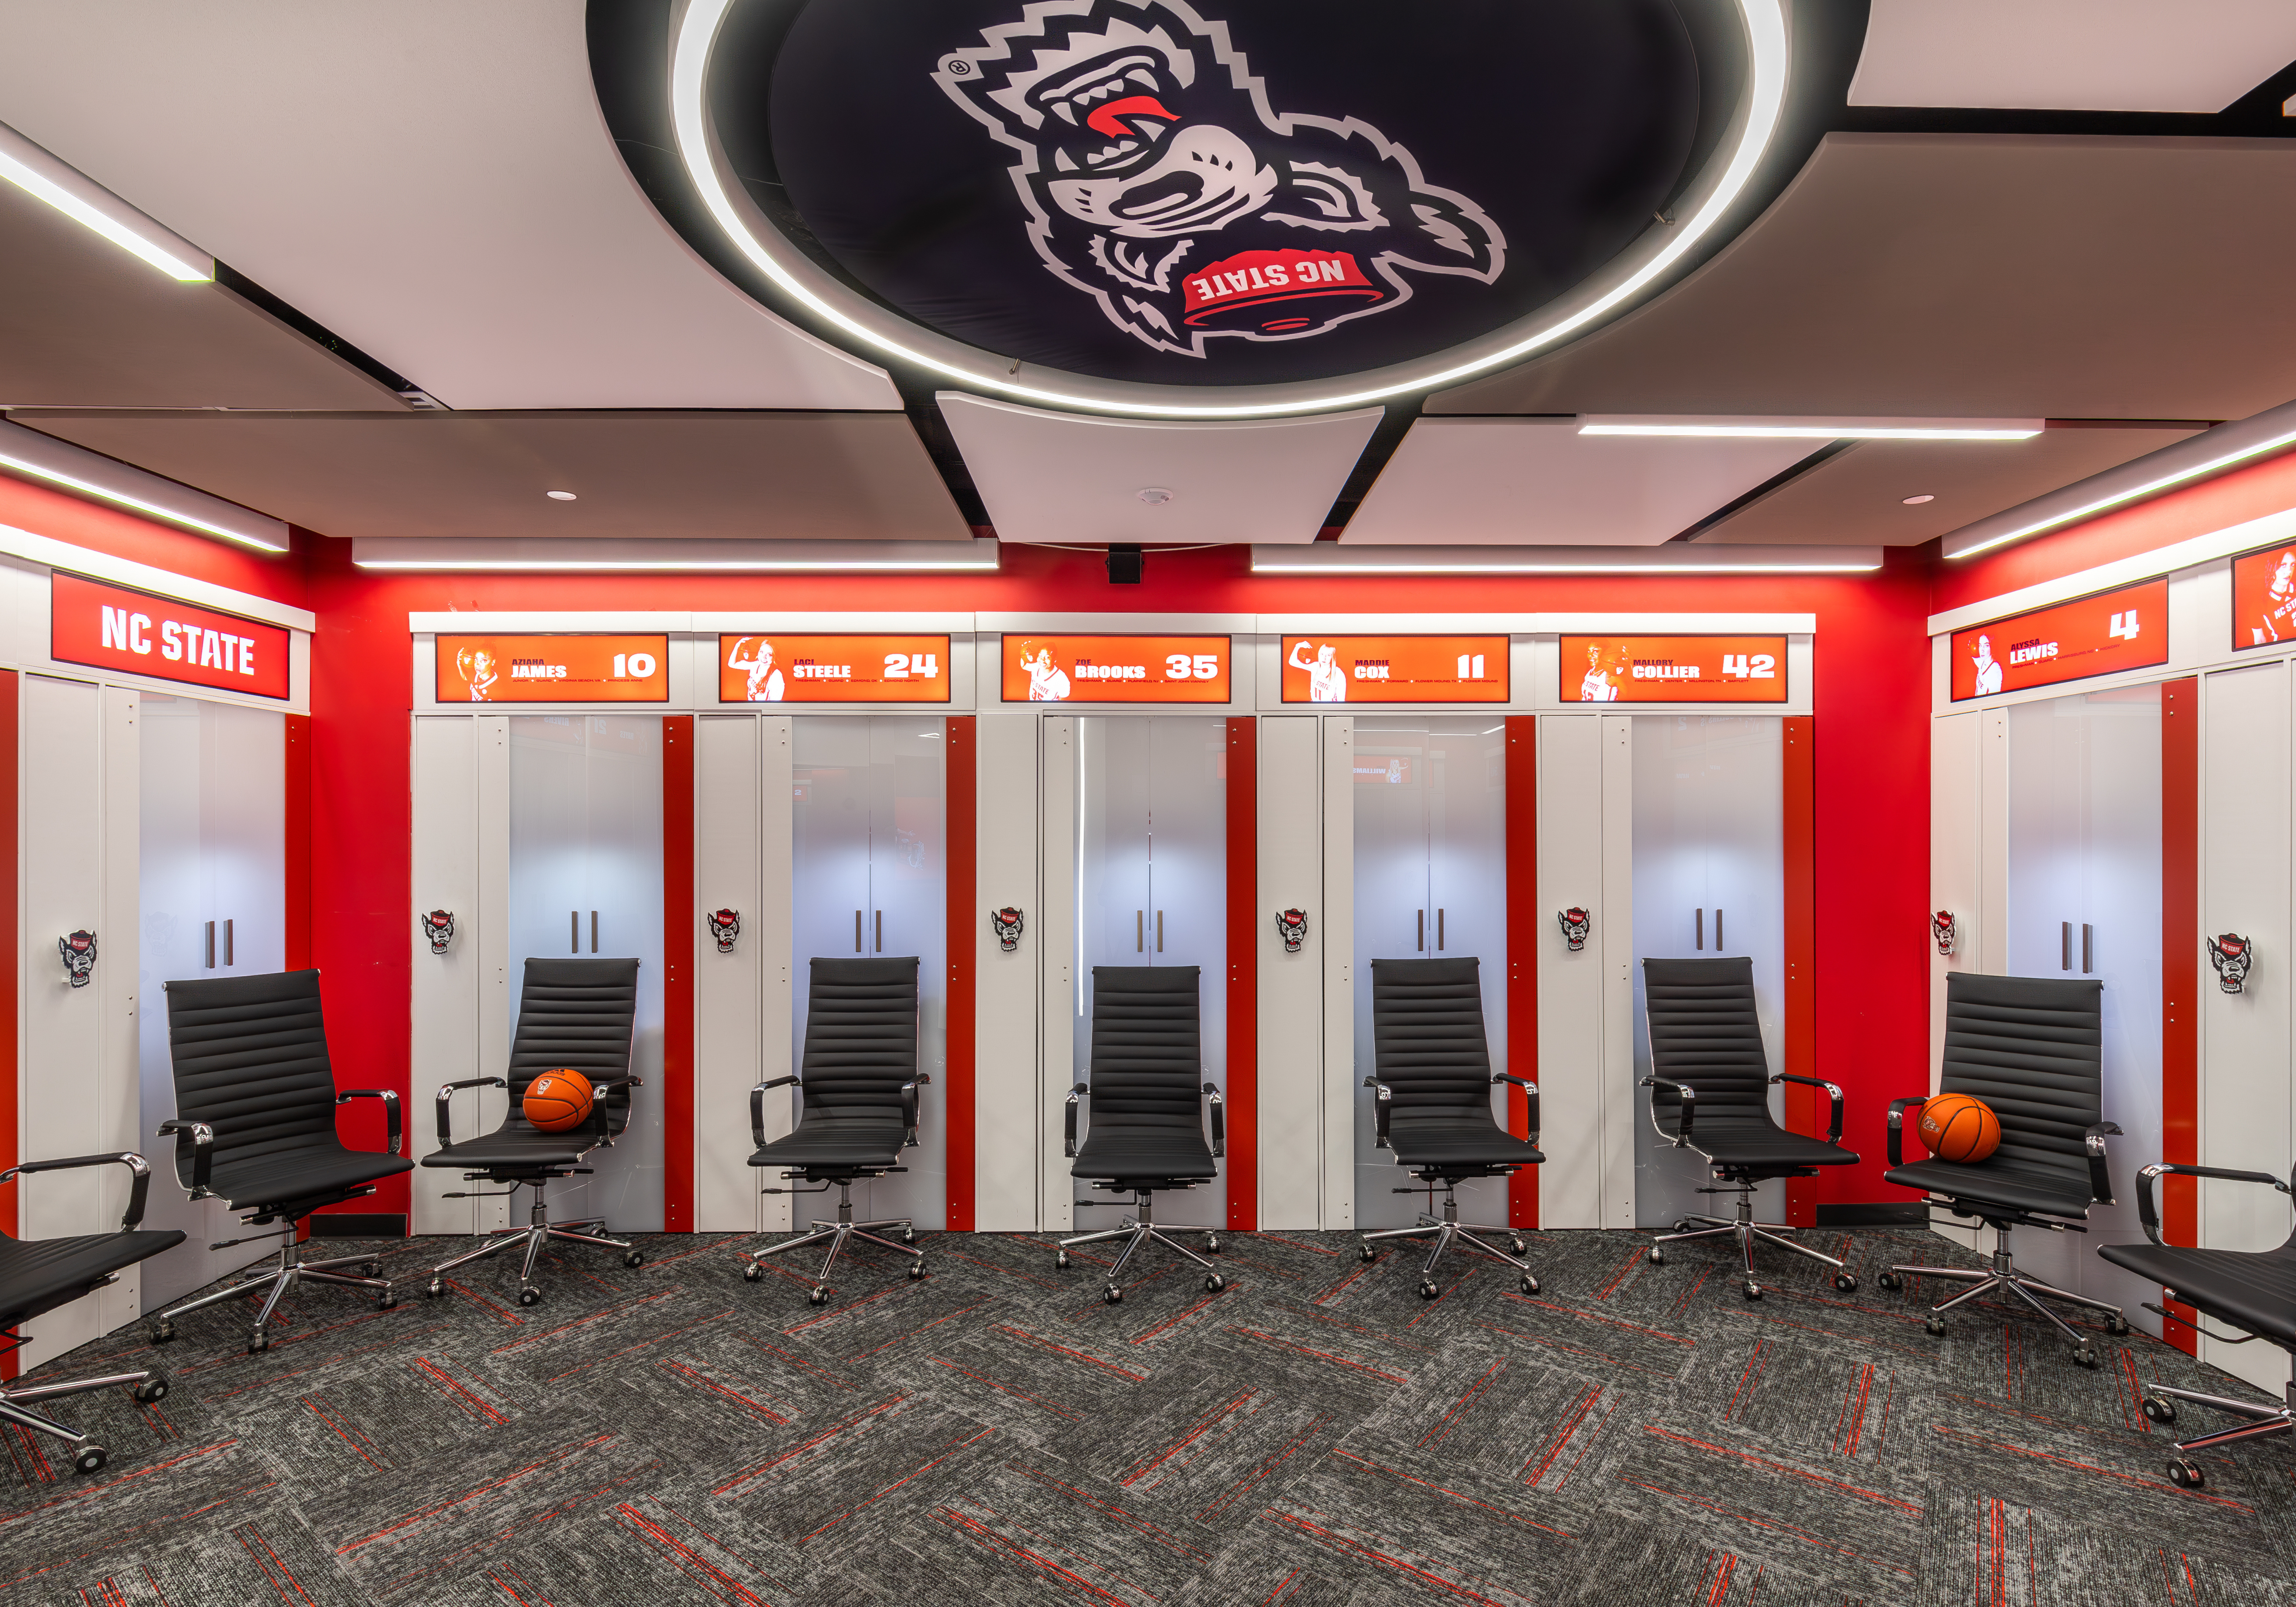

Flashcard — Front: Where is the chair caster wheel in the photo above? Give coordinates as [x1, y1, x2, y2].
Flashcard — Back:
[147, 1319, 175, 1344]
[2072, 1347, 2099, 1370]
[517, 1286, 541, 1308]
[623, 1251, 644, 1269]
[363, 1260, 384, 1278]
[1645, 1247, 1665, 1266]
[247, 1332, 271, 1355]
[1509, 1236, 1526, 1256]
[376, 1289, 397, 1311]
[1203, 1274, 1225, 1293]
[1519, 1275, 1538, 1296]
[1358, 1243, 1377, 1264]
[1742, 1281, 1763, 1302]
[1833, 1271, 1858, 1293]
[73, 1444, 108, 1476]
[1924, 1315, 1946, 1337]
[809, 1286, 830, 1307]
[133, 1376, 169, 1406]
[1055, 1250, 1071, 1269]
[2168, 1458, 2205, 1489]
[1103, 1285, 1123, 1305]
[1877, 1270, 1904, 1292]
[1673, 1219, 1694, 1234]
[1204, 1235, 1221, 1254]
[2105, 1312, 2130, 1336]
[424, 1279, 445, 1299]
[908, 1260, 927, 1280]
[2142, 1395, 2178, 1425]
[742, 1262, 762, 1282]
[902, 1228, 917, 1246]
[1417, 1280, 1441, 1301]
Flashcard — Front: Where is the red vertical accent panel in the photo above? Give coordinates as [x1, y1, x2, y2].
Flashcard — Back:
[2160, 677, 2199, 1355]
[1504, 716, 1539, 1229]
[662, 716, 695, 1233]
[285, 715, 313, 972]
[0, 671, 17, 1378]
[944, 716, 977, 1232]
[1226, 717, 1257, 1231]
[1783, 716, 1817, 1226]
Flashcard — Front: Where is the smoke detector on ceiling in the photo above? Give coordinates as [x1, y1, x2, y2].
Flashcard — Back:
[1136, 487, 1172, 505]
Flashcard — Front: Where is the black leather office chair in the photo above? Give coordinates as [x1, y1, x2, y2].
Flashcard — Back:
[1641, 956, 1859, 1300]
[148, 970, 408, 1353]
[1357, 958, 1541, 1299]
[1, 1150, 180, 1473]
[1879, 971, 2127, 1366]
[742, 957, 929, 1305]
[422, 958, 646, 1307]
[2097, 1162, 2296, 1489]
[1057, 965, 1226, 1305]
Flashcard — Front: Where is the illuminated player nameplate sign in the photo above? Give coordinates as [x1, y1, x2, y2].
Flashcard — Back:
[1948, 580, 2167, 700]
[1001, 635, 1230, 703]
[1560, 635, 1788, 703]
[51, 572, 292, 700]
[2233, 542, 2296, 649]
[436, 634, 669, 703]
[719, 634, 951, 703]
[1280, 635, 1508, 703]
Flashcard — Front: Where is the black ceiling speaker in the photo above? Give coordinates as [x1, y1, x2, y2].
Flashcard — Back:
[1106, 544, 1144, 584]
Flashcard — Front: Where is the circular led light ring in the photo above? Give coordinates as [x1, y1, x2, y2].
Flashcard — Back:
[670, 0, 1789, 419]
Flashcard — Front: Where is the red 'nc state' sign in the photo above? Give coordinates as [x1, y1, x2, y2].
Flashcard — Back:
[50, 572, 292, 700]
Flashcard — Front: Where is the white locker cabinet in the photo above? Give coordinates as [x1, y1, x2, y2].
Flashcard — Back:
[692, 714, 766, 1233]
[972, 711, 1040, 1232]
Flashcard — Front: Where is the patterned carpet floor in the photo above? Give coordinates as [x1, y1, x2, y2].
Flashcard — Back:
[1, 1222, 2291, 1606]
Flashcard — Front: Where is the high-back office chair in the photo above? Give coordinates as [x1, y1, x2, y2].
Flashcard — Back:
[421, 958, 646, 1307]
[1641, 957, 1860, 1300]
[1357, 958, 1541, 1299]
[741, 957, 929, 1305]
[2097, 1161, 2296, 1490]
[1879, 972, 2127, 1366]
[1, 1150, 180, 1474]
[1058, 965, 1226, 1305]
[148, 970, 409, 1353]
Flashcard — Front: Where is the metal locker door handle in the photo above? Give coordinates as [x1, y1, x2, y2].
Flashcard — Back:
[2082, 923, 2094, 974]
[876, 910, 884, 953]
[1437, 909, 1444, 951]
[2061, 921, 2071, 971]
[1417, 909, 1424, 952]
[1156, 910, 1163, 953]
[204, 921, 215, 969]
[1695, 908, 1703, 950]
[224, 919, 233, 967]
[1714, 909, 1723, 951]
[856, 910, 863, 953]
[572, 911, 579, 954]
[591, 911, 598, 954]
[1136, 911, 1144, 952]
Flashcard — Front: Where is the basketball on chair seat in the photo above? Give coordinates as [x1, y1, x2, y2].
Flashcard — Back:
[1918, 1092, 2001, 1163]
[523, 1070, 594, 1132]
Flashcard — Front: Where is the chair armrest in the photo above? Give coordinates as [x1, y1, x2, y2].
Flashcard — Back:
[1886, 1097, 1927, 1168]
[435, 1078, 507, 1147]
[2085, 1121, 2123, 1206]
[1493, 1073, 1540, 1143]
[2132, 1161, 2291, 1246]
[336, 1089, 402, 1155]
[589, 1077, 643, 1146]
[1771, 1073, 1843, 1145]
[156, 1119, 214, 1197]
[1, 1151, 154, 1229]
[1363, 1075, 1394, 1148]
[1065, 1081, 1089, 1158]
[1640, 1077, 1695, 1145]
[900, 1073, 932, 1148]
[1203, 1082, 1225, 1160]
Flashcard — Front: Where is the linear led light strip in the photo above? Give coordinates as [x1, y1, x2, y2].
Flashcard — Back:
[0, 445, 286, 553]
[1251, 556, 1879, 574]
[354, 557, 1001, 572]
[0, 120, 211, 282]
[670, 0, 1789, 419]
[1581, 421, 2041, 441]
[1950, 422, 2296, 559]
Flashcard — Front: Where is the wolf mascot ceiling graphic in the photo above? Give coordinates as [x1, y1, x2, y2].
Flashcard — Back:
[933, 0, 1504, 357]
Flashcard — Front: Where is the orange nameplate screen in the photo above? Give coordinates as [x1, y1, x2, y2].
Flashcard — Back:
[1001, 634, 1231, 703]
[1561, 635, 1787, 703]
[51, 572, 292, 700]
[1948, 580, 2167, 699]
[436, 634, 669, 702]
[1280, 635, 1507, 703]
[2233, 543, 2296, 651]
[719, 634, 951, 702]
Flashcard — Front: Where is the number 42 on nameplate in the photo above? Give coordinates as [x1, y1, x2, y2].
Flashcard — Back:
[1721, 653, 1776, 679]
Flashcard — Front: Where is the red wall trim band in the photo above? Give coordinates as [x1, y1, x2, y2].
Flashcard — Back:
[1783, 716, 1817, 1227]
[1226, 717, 1257, 1231]
[0, 672, 17, 1380]
[2160, 677, 2199, 1356]
[944, 716, 977, 1232]
[662, 716, 695, 1233]
[1504, 716, 1538, 1230]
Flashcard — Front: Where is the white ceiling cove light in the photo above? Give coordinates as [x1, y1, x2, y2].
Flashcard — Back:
[0, 421, 287, 551]
[350, 537, 1002, 573]
[1580, 416, 2044, 441]
[1251, 544, 1882, 574]
[0, 119, 212, 282]
[667, 0, 1791, 418]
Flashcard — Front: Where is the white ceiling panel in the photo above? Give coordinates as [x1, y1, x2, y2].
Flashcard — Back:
[1345, 418, 1816, 546]
[1851, 0, 2296, 111]
[940, 394, 1381, 546]
[0, 1, 900, 411]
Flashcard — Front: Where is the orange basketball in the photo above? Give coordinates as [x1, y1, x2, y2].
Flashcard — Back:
[523, 1070, 593, 1132]
[1917, 1092, 2001, 1164]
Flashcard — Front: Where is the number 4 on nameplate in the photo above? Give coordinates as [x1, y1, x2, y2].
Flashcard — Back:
[2109, 611, 2140, 641]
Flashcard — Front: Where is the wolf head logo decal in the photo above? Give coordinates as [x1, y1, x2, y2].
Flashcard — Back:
[935, 0, 1504, 356]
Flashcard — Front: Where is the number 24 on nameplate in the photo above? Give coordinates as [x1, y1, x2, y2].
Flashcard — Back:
[884, 653, 940, 680]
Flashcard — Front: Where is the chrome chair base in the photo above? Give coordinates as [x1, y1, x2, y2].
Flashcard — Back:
[743, 1181, 922, 1305]
[149, 1235, 394, 1353]
[422, 1181, 640, 1308]
[1647, 1180, 1855, 1301]
[0, 1356, 169, 1475]
[2144, 1380, 2295, 1489]
[1360, 1186, 1537, 1300]
[1881, 1231, 2128, 1366]
[1057, 1190, 1222, 1304]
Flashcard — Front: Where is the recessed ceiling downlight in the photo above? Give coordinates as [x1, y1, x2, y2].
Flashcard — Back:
[1902, 494, 1935, 505]
[546, 490, 578, 501]
[1137, 488, 1173, 505]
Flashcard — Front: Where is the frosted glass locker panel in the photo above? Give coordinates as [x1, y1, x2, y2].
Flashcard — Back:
[1351, 720, 1509, 1232]
[2006, 687, 2163, 1330]
[1071, 718, 1227, 1223]
[792, 718, 948, 1228]
[1630, 717, 1786, 1230]
[507, 716, 666, 1232]
[137, 695, 286, 1309]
